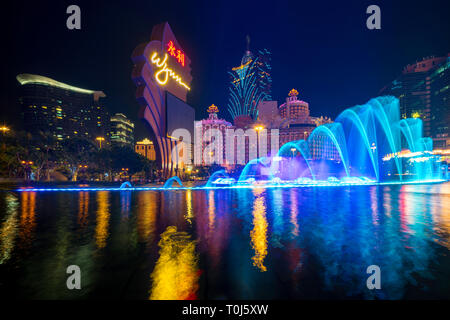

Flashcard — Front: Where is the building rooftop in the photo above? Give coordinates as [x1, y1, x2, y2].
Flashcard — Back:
[17, 73, 106, 98]
[136, 138, 153, 145]
[402, 56, 447, 74]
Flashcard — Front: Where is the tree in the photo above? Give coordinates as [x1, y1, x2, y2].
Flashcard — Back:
[60, 137, 97, 181]
[7, 130, 60, 181]
[108, 145, 155, 181]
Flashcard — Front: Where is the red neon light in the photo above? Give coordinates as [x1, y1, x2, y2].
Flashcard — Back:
[166, 41, 185, 67]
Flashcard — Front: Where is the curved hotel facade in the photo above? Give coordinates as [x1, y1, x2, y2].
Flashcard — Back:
[131, 22, 195, 178]
[17, 73, 108, 143]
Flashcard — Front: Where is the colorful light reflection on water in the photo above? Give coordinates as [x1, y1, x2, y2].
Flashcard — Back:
[0, 182, 449, 299]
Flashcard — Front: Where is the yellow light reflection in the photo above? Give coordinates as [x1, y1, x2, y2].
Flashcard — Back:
[250, 189, 268, 272]
[19, 191, 36, 250]
[78, 192, 89, 227]
[150, 226, 199, 300]
[185, 189, 193, 223]
[0, 194, 19, 264]
[137, 192, 157, 243]
[95, 191, 110, 249]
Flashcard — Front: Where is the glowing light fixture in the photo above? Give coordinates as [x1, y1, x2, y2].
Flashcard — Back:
[96, 136, 105, 149]
[150, 52, 190, 90]
[0, 126, 10, 134]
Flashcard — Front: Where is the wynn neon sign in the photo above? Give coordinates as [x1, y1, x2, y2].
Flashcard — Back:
[150, 52, 190, 91]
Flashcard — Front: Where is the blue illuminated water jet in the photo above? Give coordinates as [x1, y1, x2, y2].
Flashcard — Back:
[119, 181, 133, 189]
[238, 157, 274, 183]
[206, 170, 234, 187]
[16, 97, 447, 192]
[163, 176, 183, 188]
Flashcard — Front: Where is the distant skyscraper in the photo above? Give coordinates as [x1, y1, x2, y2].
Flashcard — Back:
[380, 54, 450, 148]
[17, 74, 108, 143]
[110, 113, 134, 147]
[429, 57, 450, 149]
[228, 36, 272, 121]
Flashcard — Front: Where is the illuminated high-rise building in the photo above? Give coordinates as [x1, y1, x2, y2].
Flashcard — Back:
[17, 74, 108, 143]
[429, 56, 450, 149]
[380, 54, 450, 147]
[110, 113, 134, 147]
[227, 36, 272, 121]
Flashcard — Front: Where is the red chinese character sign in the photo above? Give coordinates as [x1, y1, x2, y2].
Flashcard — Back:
[166, 40, 185, 67]
[131, 22, 193, 178]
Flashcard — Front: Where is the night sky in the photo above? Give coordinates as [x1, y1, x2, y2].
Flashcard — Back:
[1, 0, 449, 139]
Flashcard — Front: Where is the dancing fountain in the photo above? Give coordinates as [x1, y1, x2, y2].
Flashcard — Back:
[209, 96, 446, 188]
[18, 97, 447, 193]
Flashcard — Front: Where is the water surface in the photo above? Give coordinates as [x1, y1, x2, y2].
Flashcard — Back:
[0, 183, 449, 299]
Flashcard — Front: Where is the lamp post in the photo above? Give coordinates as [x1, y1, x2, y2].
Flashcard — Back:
[21, 160, 33, 181]
[0, 126, 10, 135]
[96, 136, 105, 149]
[255, 125, 264, 159]
[121, 168, 129, 181]
[0, 125, 9, 151]
[290, 147, 296, 158]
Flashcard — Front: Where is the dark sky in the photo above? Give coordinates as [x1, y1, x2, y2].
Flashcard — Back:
[1, 0, 449, 140]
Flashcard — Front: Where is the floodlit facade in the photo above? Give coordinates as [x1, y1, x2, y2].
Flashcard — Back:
[194, 104, 233, 166]
[135, 138, 156, 161]
[277, 89, 333, 156]
[380, 54, 450, 148]
[131, 22, 194, 178]
[110, 113, 134, 147]
[429, 56, 450, 149]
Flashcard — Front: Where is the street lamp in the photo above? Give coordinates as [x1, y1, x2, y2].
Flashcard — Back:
[96, 136, 105, 149]
[290, 147, 296, 157]
[254, 125, 265, 158]
[0, 126, 10, 135]
[20, 160, 33, 180]
[0, 125, 9, 151]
